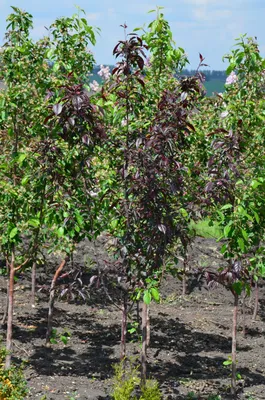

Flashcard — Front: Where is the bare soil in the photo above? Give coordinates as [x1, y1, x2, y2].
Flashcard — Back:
[1, 237, 265, 400]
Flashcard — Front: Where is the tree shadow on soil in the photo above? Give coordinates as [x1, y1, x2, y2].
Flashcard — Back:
[11, 305, 120, 379]
[7, 303, 265, 399]
[147, 315, 265, 396]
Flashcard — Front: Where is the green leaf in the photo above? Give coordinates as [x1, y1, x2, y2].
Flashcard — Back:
[233, 281, 243, 295]
[75, 212, 83, 226]
[143, 290, 151, 305]
[111, 219, 118, 229]
[237, 205, 245, 215]
[28, 218, 40, 228]
[180, 208, 188, 218]
[221, 204, 233, 210]
[223, 359, 232, 366]
[253, 211, 260, 223]
[226, 64, 236, 76]
[74, 225, 80, 232]
[21, 176, 29, 186]
[57, 227, 64, 238]
[150, 287, 160, 302]
[17, 153, 27, 163]
[53, 63, 60, 72]
[224, 224, 232, 237]
[1, 110, 6, 121]
[9, 227, 18, 239]
[46, 48, 54, 59]
[246, 213, 253, 222]
[60, 335, 69, 345]
[220, 244, 227, 254]
[237, 237, 245, 252]
[251, 179, 262, 189]
[241, 229, 248, 241]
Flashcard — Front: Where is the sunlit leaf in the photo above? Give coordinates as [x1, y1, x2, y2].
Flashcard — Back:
[143, 290, 151, 305]
[9, 227, 18, 239]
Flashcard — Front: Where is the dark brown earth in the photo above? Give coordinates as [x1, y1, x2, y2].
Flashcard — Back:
[1, 237, 265, 400]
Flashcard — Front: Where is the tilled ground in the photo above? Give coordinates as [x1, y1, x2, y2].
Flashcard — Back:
[1, 237, 265, 400]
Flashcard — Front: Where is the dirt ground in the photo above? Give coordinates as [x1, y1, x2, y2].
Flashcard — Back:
[1, 237, 265, 400]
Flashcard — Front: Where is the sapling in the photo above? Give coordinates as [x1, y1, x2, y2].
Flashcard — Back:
[99, 10, 204, 384]
[204, 35, 265, 397]
[46, 256, 69, 346]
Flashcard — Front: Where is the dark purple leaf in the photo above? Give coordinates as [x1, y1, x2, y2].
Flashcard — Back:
[180, 92, 187, 101]
[89, 275, 98, 286]
[53, 103, 63, 115]
[68, 117, 75, 126]
[82, 134, 90, 146]
[158, 224, 166, 234]
[136, 138, 142, 148]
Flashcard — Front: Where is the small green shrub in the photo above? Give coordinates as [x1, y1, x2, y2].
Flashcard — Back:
[139, 380, 161, 400]
[112, 359, 162, 400]
[0, 346, 28, 400]
[112, 360, 139, 400]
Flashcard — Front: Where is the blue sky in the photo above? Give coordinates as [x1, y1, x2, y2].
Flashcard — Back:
[1, 0, 265, 70]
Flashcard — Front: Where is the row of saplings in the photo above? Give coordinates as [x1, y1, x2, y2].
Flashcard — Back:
[1, 6, 265, 400]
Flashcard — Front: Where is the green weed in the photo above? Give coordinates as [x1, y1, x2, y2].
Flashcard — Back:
[189, 219, 222, 239]
[111, 359, 161, 400]
[0, 346, 28, 399]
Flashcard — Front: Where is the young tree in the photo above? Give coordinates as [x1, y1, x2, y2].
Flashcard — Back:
[96, 10, 204, 385]
[0, 5, 102, 365]
[204, 35, 265, 397]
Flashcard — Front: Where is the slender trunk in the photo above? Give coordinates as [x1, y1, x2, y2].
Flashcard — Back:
[182, 256, 188, 296]
[141, 301, 147, 387]
[252, 281, 259, 321]
[120, 293, 128, 361]
[31, 261, 37, 308]
[31, 181, 46, 309]
[242, 290, 246, 338]
[46, 257, 69, 346]
[1, 265, 9, 326]
[146, 305, 150, 348]
[5, 250, 15, 369]
[136, 301, 140, 325]
[231, 293, 239, 398]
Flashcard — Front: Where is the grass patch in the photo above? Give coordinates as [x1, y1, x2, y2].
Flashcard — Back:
[189, 219, 222, 239]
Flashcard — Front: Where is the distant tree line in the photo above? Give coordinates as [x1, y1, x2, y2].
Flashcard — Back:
[180, 69, 227, 81]
[92, 65, 227, 82]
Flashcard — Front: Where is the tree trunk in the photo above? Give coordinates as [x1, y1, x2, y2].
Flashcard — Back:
[136, 300, 140, 325]
[141, 301, 147, 387]
[5, 250, 15, 369]
[31, 261, 37, 308]
[182, 256, 188, 296]
[242, 289, 246, 338]
[1, 265, 9, 326]
[231, 293, 239, 398]
[146, 305, 150, 348]
[120, 293, 128, 361]
[46, 257, 69, 346]
[252, 281, 259, 321]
